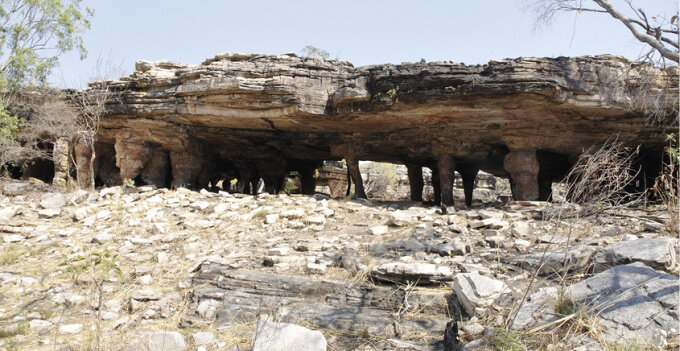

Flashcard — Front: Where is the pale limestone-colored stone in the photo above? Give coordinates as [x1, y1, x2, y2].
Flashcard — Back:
[3, 234, 24, 243]
[264, 213, 279, 224]
[252, 319, 327, 351]
[452, 272, 508, 315]
[58, 323, 83, 334]
[38, 208, 61, 218]
[368, 225, 388, 235]
[192, 331, 215, 345]
[40, 193, 67, 209]
[281, 208, 305, 219]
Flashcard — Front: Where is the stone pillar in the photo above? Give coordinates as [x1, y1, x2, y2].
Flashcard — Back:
[140, 148, 170, 188]
[299, 166, 317, 195]
[73, 133, 94, 189]
[437, 154, 456, 206]
[346, 154, 366, 199]
[406, 164, 424, 202]
[330, 144, 366, 199]
[237, 168, 252, 194]
[458, 165, 479, 208]
[114, 137, 151, 182]
[503, 149, 540, 201]
[263, 175, 284, 194]
[169, 151, 203, 189]
[429, 165, 441, 205]
[52, 137, 70, 189]
[345, 167, 352, 196]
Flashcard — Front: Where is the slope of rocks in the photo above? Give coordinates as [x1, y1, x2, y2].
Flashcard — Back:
[0, 178, 678, 350]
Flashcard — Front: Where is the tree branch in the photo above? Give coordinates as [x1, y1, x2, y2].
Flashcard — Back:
[593, 0, 679, 62]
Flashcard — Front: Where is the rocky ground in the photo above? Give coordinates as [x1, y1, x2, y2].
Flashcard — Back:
[0, 178, 678, 351]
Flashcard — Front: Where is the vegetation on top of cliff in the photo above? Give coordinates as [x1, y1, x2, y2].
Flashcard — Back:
[0, 0, 92, 171]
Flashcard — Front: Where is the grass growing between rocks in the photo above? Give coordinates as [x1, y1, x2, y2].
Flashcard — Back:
[0, 244, 28, 266]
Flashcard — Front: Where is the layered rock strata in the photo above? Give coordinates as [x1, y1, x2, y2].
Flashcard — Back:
[91, 53, 674, 203]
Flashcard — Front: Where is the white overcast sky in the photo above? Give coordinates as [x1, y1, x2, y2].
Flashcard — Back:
[50, 0, 678, 88]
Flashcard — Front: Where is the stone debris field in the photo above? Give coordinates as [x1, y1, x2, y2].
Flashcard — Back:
[0, 179, 678, 351]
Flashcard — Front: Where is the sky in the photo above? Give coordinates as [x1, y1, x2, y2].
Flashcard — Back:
[50, 0, 678, 88]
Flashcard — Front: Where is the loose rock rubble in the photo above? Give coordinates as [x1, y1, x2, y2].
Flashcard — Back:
[0, 179, 678, 350]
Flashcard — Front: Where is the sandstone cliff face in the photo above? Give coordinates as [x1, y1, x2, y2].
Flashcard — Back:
[94, 53, 674, 202]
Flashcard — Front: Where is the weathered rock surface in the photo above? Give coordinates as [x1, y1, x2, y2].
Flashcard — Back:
[566, 263, 679, 347]
[0, 180, 677, 350]
[370, 262, 455, 284]
[593, 237, 678, 273]
[182, 264, 453, 337]
[251, 319, 327, 351]
[509, 244, 596, 275]
[77, 53, 673, 203]
[452, 272, 509, 316]
[127, 331, 188, 351]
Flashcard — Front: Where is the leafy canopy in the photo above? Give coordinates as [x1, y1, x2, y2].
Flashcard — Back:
[0, 0, 92, 90]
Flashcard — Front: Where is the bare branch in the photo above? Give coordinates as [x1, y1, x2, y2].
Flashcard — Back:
[592, 0, 679, 62]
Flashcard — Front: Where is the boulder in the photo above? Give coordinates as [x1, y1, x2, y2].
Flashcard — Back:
[593, 237, 678, 273]
[128, 331, 187, 351]
[510, 244, 596, 275]
[452, 272, 508, 315]
[39, 192, 67, 209]
[252, 319, 327, 351]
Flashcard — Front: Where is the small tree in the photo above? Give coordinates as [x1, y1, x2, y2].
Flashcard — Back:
[0, 0, 92, 171]
[300, 45, 330, 59]
[67, 84, 110, 189]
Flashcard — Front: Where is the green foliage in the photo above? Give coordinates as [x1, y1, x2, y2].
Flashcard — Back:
[254, 208, 270, 217]
[0, 244, 27, 266]
[123, 178, 135, 187]
[282, 179, 299, 195]
[0, 322, 27, 339]
[0, 0, 92, 89]
[300, 45, 329, 59]
[60, 249, 123, 281]
[0, 1, 92, 167]
[0, 100, 17, 140]
[664, 133, 679, 164]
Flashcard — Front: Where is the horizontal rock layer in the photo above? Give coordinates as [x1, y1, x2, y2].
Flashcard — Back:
[89, 53, 674, 199]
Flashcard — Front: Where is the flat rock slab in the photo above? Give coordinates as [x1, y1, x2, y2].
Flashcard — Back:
[370, 262, 454, 284]
[510, 287, 558, 330]
[593, 237, 678, 273]
[451, 272, 508, 316]
[252, 319, 327, 351]
[182, 263, 454, 339]
[127, 331, 187, 351]
[509, 244, 596, 275]
[566, 262, 679, 347]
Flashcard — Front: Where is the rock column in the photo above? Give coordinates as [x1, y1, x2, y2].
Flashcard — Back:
[73, 134, 94, 189]
[458, 165, 479, 208]
[299, 165, 317, 195]
[169, 151, 203, 189]
[429, 165, 441, 205]
[345, 153, 366, 199]
[406, 164, 424, 202]
[114, 137, 151, 182]
[503, 149, 540, 201]
[52, 137, 70, 189]
[437, 154, 456, 206]
[331, 145, 366, 199]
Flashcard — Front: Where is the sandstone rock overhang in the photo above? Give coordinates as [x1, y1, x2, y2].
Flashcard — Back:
[90, 52, 674, 202]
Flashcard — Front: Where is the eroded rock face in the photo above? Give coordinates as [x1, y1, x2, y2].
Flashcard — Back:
[93, 53, 672, 201]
